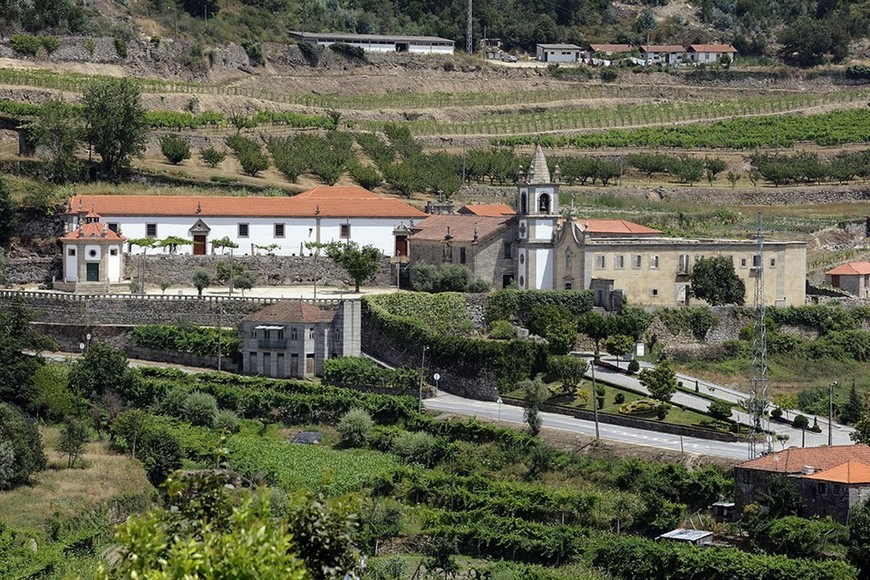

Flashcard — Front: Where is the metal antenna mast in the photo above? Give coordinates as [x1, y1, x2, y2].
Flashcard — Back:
[466, 0, 473, 54]
[749, 213, 771, 458]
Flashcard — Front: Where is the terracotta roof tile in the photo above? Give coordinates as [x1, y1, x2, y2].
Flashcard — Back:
[578, 218, 661, 235]
[826, 262, 870, 276]
[409, 215, 515, 243]
[689, 44, 736, 53]
[805, 460, 870, 484]
[589, 44, 632, 53]
[67, 186, 426, 219]
[458, 204, 516, 217]
[640, 45, 685, 53]
[242, 300, 337, 324]
[737, 444, 870, 473]
[60, 222, 126, 242]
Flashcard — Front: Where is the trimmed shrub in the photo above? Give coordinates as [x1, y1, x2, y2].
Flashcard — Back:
[338, 409, 375, 447]
[489, 320, 515, 340]
[214, 409, 241, 433]
[487, 290, 593, 324]
[182, 391, 218, 427]
[627, 360, 640, 374]
[391, 431, 442, 467]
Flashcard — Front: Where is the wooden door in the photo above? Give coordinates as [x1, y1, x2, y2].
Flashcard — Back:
[395, 236, 408, 257]
[193, 235, 207, 255]
[86, 263, 100, 282]
[305, 354, 315, 375]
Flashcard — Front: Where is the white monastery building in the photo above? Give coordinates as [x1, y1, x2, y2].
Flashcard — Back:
[64, 186, 426, 258]
[289, 31, 454, 55]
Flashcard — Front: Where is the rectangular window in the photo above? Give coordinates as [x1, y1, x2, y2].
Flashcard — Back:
[650, 255, 660, 270]
[460, 247, 467, 264]
[678, 254, 690, 273]
[504, 243, 513, 259]
[770, 258, 776, 267]
[753, 255, 762, 268]
[110, 248, 118, 256]
[308, 327, 315, 339]
[650, 288, 659, 297]
[291, 327, 298, 341]
[67, 248, 76, 256]
[107, 223, 119, 233]
[834, 484, 842, 495]
[614, 255, 625, 269]
[740, 258, 747, 268]
[277, 328, 284, 340]
[742, 471, 751, 484]
[595, 255, 605, 269]
[146, 224, 157, 237]
[818, 482, 827, 494]
[340, 224, 351, 239]
[274, 223, 285, 238]
[238, 223, 249, 238]
[632, 255, 642, 269]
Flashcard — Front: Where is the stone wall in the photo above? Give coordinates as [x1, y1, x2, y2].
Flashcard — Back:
[4, 256, 60, 285]
[1, 290, 273, 327]
[124, 254, 395, 289]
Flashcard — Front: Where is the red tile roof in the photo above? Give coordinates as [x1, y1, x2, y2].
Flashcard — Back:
[242, 300, 337, 324]
[826, 262, 870, 276]
[689, 44, 736, 53]
[805, 460, 870, 484]
[640, 45, 685, 53]
[458, 204, 516, 217]
[578, 218, 661, 235]
[60, 222, 126, 242]
[66, 187, 426, 219]
[409, 215, 515, 243]
[737, 444, 870, 473]
[589, 44, 632, 53]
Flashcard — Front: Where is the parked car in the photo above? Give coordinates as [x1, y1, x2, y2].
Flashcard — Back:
[502, 54, 517, 63]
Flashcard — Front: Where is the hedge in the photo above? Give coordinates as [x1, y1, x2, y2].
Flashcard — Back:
[487, 289, 594, 324]
[323, 356, 420, 391]
[132, 324, 240, 358]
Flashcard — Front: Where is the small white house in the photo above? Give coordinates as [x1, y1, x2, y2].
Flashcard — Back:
[289, 31, 454, 55]
[688, 44, 737, 65]
[59, 208, 126, 292]
[64, 186, 427, 258]
[536, 43, 582, 63]
[639, 44, 686, 66]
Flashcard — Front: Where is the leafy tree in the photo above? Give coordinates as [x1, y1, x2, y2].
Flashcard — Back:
[704, 157, 727, 184]
[610, 306, 651, 342]
[30, 364, 81, 422]
[338, 408, 374, 448]
[528, 304, 577, 355]
[236, 144, 270, 176]
[199, 146, 227, 168]
[849, 499, 870, 576]
[0, 402, 46, 489]
[182, 391, 218, 427]
[284, 492, 361, 580]
[764, 474, 805, 518]
[840, 383, 864, 425]
[436, 264, 471, 293]
[779, 16, 849, 67]
[159, 134, 191, 165]
[520, 376, 549, 436]
[707, 399, 732, 421]
[638, 360, 678, 402]
[324, 241, 382, 293]
[0, 297, 55, 408]
[30, 98, 82, 183]
[233, 271, 255, 296]
[691, 256, 746, 306]
[68, 343, 138, 403]
[0, 177, 18, 244]
[83, 77, 147, 175]
[726, 170, 740, 189]
[603, 334, 634, 368]
[424, 536, 459, 578]
[56, 417, 89, 467]
[212, 236, 239, 254]
[192, 269, 212, 297]
[675, 155, 704, 185]
[180, 0, 220, 18]
[578, 311, 611, 355]
[548, 355, 587, 395]
[766, 516, 844, 558]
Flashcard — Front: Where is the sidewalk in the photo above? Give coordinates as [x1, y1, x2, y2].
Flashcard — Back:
[581, 355, 854, 449]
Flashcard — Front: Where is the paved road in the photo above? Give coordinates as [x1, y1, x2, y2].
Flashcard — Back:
[425, 393, 751, 461]
[588, 356, 854, 448]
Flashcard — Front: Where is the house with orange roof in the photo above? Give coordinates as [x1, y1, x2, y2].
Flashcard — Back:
[825, 262, 870, 298]
[58, 209, 126, 292]
[457, 204, 516, 217]
[734, 445, 870, 523]
[688, 43, 737, 65]
[639, 44, 687, 67]
[64, 186, 426, 259]
[239, 299, 360, 378]
[408, 214, 517, 289]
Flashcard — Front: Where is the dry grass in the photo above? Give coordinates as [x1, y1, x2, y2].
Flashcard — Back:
[0, 426, 152, 533]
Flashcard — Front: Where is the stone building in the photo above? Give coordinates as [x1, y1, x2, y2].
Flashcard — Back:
[825, 262, 870, 299]
[734, 445, 870, 524]
[239, 299, 361, 378]
[408, 214, 517, 289]
[58, 207, 126, 293]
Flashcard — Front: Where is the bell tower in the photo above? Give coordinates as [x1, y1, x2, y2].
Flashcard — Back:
[516, 145, 560, 290]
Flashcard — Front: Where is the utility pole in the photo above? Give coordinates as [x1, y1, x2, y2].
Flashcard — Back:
[466, 0, 473, 54]
[829, 381, 837, 446]
[418, 345, 428, 413]
[217, 304, 223, 372]
[590, 358, 600, 440]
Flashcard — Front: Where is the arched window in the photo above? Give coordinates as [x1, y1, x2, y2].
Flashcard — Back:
[520, 193, 527, 214]
[565, 281, 573, 290]
[539, 193, 550, 213]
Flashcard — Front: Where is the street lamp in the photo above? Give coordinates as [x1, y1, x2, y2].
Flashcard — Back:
[418, 345, 428, 413]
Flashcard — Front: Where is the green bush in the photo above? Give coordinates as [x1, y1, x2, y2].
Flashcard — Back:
[323, 357, 419, 391]
[487, 289, 593, 324]
[40, 35, 60, 55]
[214, 409, 240, 433]
[132, 324, 240, 358]
[199, 146, 227, 168]
[600, 68, 618, 82]
[614, 393, 625, 404]
[391, 431, 443, 467]
[708, 399, 733, 421]
[182, 391, 218, 427]
[347, 161, 381, 190]
[159, 134, 191, 165]
[112, 410, 183, 486]
[0, 403, 46, 489]
[10, 34, 42, 56]
[329, 42, 366, 61]
[489, 320, 515, 340]
[467, 278, 491, 293]
[627, 360, 640, 374]
[338, 408, 375, 447]
[114, 36, 128, 59]
[297, 41, 320, 66]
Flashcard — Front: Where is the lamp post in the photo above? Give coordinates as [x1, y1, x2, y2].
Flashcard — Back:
[590, 356, 600, 440]
[418, 345, 428, 413]
[829, 380, 837, 446]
